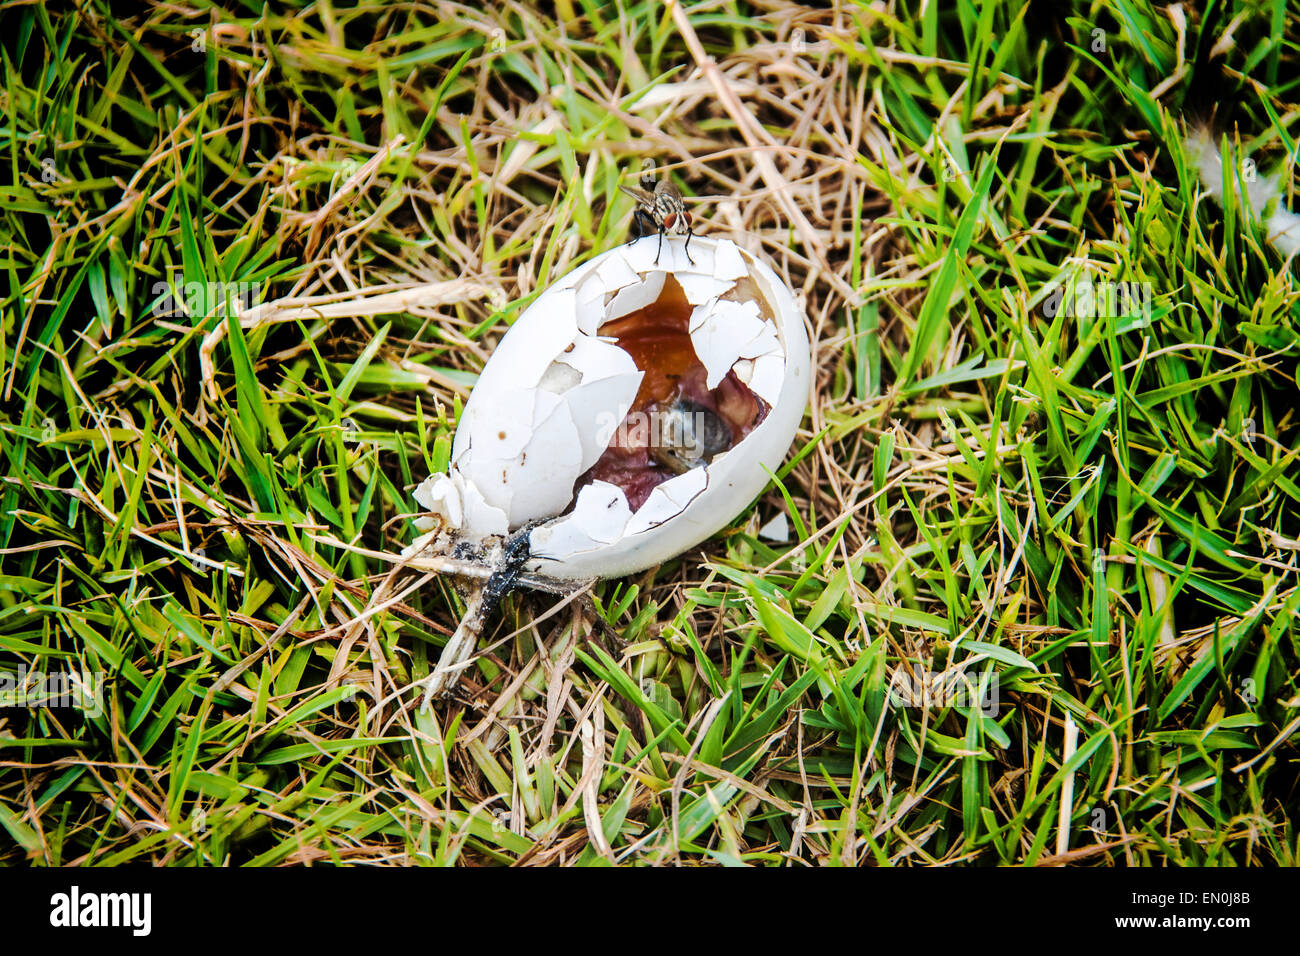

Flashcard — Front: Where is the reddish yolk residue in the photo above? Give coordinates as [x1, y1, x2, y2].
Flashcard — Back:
[579, 274, 769, 510]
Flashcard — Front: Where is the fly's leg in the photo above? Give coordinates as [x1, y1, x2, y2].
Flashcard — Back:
[629, 208, 655, 246]
[684, 229, 695, 265]
[654, 226, 665, 265]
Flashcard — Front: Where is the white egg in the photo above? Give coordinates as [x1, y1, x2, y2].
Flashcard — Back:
[411, 236, 810, 580]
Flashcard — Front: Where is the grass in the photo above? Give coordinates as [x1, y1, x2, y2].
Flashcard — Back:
[0, 0, 1297, 866]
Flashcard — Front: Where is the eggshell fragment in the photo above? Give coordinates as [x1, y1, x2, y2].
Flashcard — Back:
[758, 513, 791, 543]
[607, 270, 666, 321]
[529, 480, 632, 560]
[690, 299, 767, 389]
[471, 287, 578, 394]
[748, 353, 786, 406]
[676, 272, 736, 305]
[624, 467, 709, 537]
[594, 252, 641, 292]
[413, 471, 509, 539]
[410, 236, 810, 580]
[554, 335, 640, 383]
[711, 241, 748, 281]
[566, 372, 644, 470]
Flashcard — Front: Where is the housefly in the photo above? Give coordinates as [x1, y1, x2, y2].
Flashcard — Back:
[620, 164, 696, 265]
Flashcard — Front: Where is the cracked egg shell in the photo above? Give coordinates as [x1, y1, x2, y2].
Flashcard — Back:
[412, 236, 809, 580]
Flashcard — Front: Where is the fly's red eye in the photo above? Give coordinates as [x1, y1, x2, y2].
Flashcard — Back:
[683, 211, 693, 226]
[662, 212, 677, 230]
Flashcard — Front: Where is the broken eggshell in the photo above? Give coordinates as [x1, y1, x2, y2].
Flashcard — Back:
[410, 236, 809, 580]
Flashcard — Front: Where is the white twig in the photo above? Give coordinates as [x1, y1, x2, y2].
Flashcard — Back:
[200, 278, 496, 402]
[422, 584, 489, 705]
[1056, 713, 1079, 859]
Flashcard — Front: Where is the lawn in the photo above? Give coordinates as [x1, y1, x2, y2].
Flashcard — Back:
[1, 1, 1297, 866]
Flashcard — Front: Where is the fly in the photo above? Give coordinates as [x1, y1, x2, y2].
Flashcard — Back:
[620, 163, 696, 265]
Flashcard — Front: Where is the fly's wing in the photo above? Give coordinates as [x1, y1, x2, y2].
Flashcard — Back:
[619, 184, 656, 209]
[622, 183, 660, 239]
[653, 178, 683, 202]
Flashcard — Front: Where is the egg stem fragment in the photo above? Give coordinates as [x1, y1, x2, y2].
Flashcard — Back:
[421, 584, 487, 703]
